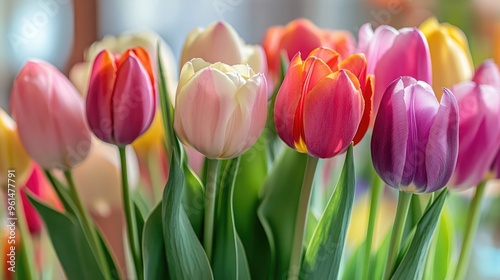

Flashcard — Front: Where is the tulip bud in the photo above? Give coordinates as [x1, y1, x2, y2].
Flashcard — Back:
[86, 47, 156, 146]
[371, 77, 459, 193]
[420, 17, 474, 98]
[263, 18, 355, 82]
[357, 24, 432, 117]
[274, 47, 365, 158]
[174, 58, 268, 159]
[11, 60, 91, 170]
[450, 74, 500, 190]
[0, 109, 31, 189]
[180, 21, 267, 75]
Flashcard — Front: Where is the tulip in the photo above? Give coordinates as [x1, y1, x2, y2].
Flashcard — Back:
[11, 60, 91, 170]
[0, 109, 31, 189]
[263, 18, 355, 81]
[357, 24, 431, 116]
[371, 77, 459, 193]
[86, 47, 156, 146]
[20, 164, 62, 235]
[180, 21, 267, 74]
[420, 17, 474, 97]
[274, 47, 365, 158]
[174, 58, 268, 159]
[450, 66, 500, 190]
[69, 31, 178, 99]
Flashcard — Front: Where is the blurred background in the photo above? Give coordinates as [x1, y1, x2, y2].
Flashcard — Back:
[1, 0, 500, 110]
[1, 0, 500, 278]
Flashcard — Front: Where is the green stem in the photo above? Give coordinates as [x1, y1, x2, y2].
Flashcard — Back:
[203, 159, 220, 261]
[118, 147, 143, 279]
[17, 192, 37, 280]
[383, 191, 412, 279]
[361, 173, 384, 280]
[288, 155, 319, 279]
[454, 180, 487, 280]
[64, 170, 111, 279]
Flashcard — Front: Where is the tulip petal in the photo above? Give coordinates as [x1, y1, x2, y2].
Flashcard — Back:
[451, 83, 500, 189]
[274, 54, 303, 149]
[322, 30, 355, 59]
[280, 19, 323, 62]
[357, 24, 399, 74]
[175, 67, 238, 158]
[371, 77, 412, 188]
[87, 50, 117, 143]
[111, 54, 155, 145]
[373, 28, 431, 115]
[353, 74, 374, 145]
[400, 82, 440, 191]
[308, 47, 340, 70]
[338, 53, 367, 90]
[424, 88, 459, 192]
[262, 26, 284, 78]
[303, 70, 363, 158]
[473, 59, 500, 88]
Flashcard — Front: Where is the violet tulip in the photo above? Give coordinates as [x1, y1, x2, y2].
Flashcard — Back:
[371, 77, 459, 193]
[274, 47, 366, 158]
[357, 24, 432, 117]
[174, 58, 268, 159]
[450, 61, 500, 190]
[86, 47, 156, 146]
[11, 61, 91, 170]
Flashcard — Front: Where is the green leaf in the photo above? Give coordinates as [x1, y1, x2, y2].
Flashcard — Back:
[142, 202, 169, 280]
[233, 136, 271, 279]
[213, 158, 251, 280]
[342, 240, 364, 280]
[134, 201, 146, 257]
[390, 189, 448, 280]
[258, 147, 308, 278]
[182, 163, 204, 239]
[304, 212, 318, 248]
[27, 195, 106, 280]
[300, 145, 356, 279]
[424, 202, 453, 280]
[162, 154, 213, 279]
[372, 227, 392, 280]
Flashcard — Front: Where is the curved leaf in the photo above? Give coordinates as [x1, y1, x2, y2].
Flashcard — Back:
[258, 147, 308, 278]
[162, 154, 213, 280]
[390, 189, 448, 280]
[27, 195, 106, 280]
[143, 202, 169, 280]
[213, 158, 251, 280]
[301, 145, 356, 279]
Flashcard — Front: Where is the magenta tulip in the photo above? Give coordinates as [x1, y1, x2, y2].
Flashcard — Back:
[357, 24, 432, 117]
[11, 60, 91, 170]
[450, 61, 500, 189]
[86, 47, 156, 146]
[371, 77, 459, 193]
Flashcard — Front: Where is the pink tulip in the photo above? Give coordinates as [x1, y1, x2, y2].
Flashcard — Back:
[449, 64, 500, 189]
[371, 77, 459, 193]
[174, 58, 268, 159]
[86, 47, 156, 146]
[11, 61, 91, 170]
[274, 47, 365, 158]
[357, 24, 432, 117]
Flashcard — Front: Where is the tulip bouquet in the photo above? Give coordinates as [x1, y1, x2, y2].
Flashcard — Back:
[2, 17, 499, 280]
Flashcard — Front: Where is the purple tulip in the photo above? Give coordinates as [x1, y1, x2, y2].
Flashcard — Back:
[450, 60, 500, 189]
[371, 77, 459, 193]
[357, 24, 432, 118]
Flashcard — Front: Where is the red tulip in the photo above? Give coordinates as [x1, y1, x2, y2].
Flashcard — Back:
[11, 61, 91, 170]
[274, 47, 365, 158]
[86, 47, 156, 146]
[263, 18, 355, 82]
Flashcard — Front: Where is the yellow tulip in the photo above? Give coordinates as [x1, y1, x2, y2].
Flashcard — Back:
[131, 110, 164, 158]
[420, 17, 474, 99]
[0, 109, 31, 189]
